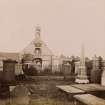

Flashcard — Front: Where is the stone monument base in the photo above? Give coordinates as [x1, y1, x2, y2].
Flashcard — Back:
[75, 75, 89, 84]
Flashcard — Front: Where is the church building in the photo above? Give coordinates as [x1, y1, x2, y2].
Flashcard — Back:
[20, 26, 60, 73]
[0, 26, 72, 76]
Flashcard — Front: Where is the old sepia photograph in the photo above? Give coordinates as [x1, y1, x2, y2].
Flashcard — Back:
[0, 0, 105, 105]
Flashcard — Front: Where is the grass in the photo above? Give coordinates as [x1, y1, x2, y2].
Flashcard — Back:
[30, 97, 74, 105]
[0, 78, 75, 105]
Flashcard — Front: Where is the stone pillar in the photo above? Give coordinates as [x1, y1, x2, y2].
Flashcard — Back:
[101, 60, 105, 85]
[75, 45, 89, 83]
[0, 59, 3, 71]
[75, 61, 80, 74]
[91, 55, 102, 83]
[92, 55, 99, 70]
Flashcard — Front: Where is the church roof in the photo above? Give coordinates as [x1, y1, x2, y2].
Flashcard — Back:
[20, 27, 54, 57]
[21, 38, 54, 56]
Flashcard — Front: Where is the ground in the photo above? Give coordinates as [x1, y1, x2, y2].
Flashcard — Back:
[0, 76, 75, 105]
[28, 78, 75, 105]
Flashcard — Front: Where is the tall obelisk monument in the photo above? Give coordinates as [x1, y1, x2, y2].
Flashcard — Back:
[75, 45, 89, 83]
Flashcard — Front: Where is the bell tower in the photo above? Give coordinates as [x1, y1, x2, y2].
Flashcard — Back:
[34, 26, 42, 57]
[35, 26, 41, 40]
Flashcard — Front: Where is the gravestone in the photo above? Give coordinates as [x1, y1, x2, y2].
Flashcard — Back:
[3, 60, 17, 83]
[91, 55, 102, 83]
[101, 70, 105, 86]
[101, 61, 105, 85]
[11, 85, 30, 105]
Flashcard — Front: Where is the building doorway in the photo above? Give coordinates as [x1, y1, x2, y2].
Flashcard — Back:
[32, 58, 42, 72]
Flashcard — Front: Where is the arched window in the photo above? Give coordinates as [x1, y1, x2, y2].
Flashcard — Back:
[34, 48, 41, 55]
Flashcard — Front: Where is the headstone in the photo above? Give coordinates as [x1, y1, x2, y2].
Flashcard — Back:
[101, 70, 105, 86]
[0, 84, 10, 99]
[75, 61, 80, 74]
[15, 63, 23, 75]
[63, 62, 71, 74]
[92, 55, 99, 70]
[91, 55, 102, 83]
[101, 60, 105, 85]
[0, 60, 3, 71]
[11, 85, 30, 105]
[3, 60, 17, 83]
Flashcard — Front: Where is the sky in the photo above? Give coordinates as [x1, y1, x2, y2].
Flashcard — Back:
[0, 0, 105, 58]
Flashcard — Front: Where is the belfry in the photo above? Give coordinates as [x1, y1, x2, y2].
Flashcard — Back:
[35, 26, 41, 40]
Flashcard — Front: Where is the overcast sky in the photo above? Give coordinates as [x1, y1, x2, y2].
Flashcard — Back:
[0, 0, 105, 58]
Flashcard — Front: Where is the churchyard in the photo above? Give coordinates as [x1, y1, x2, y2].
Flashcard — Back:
[0, 78, 75, 105]
[0, 54, 105, 105]
[0, 42, 105, 105]
[0, 75, 105, 105]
